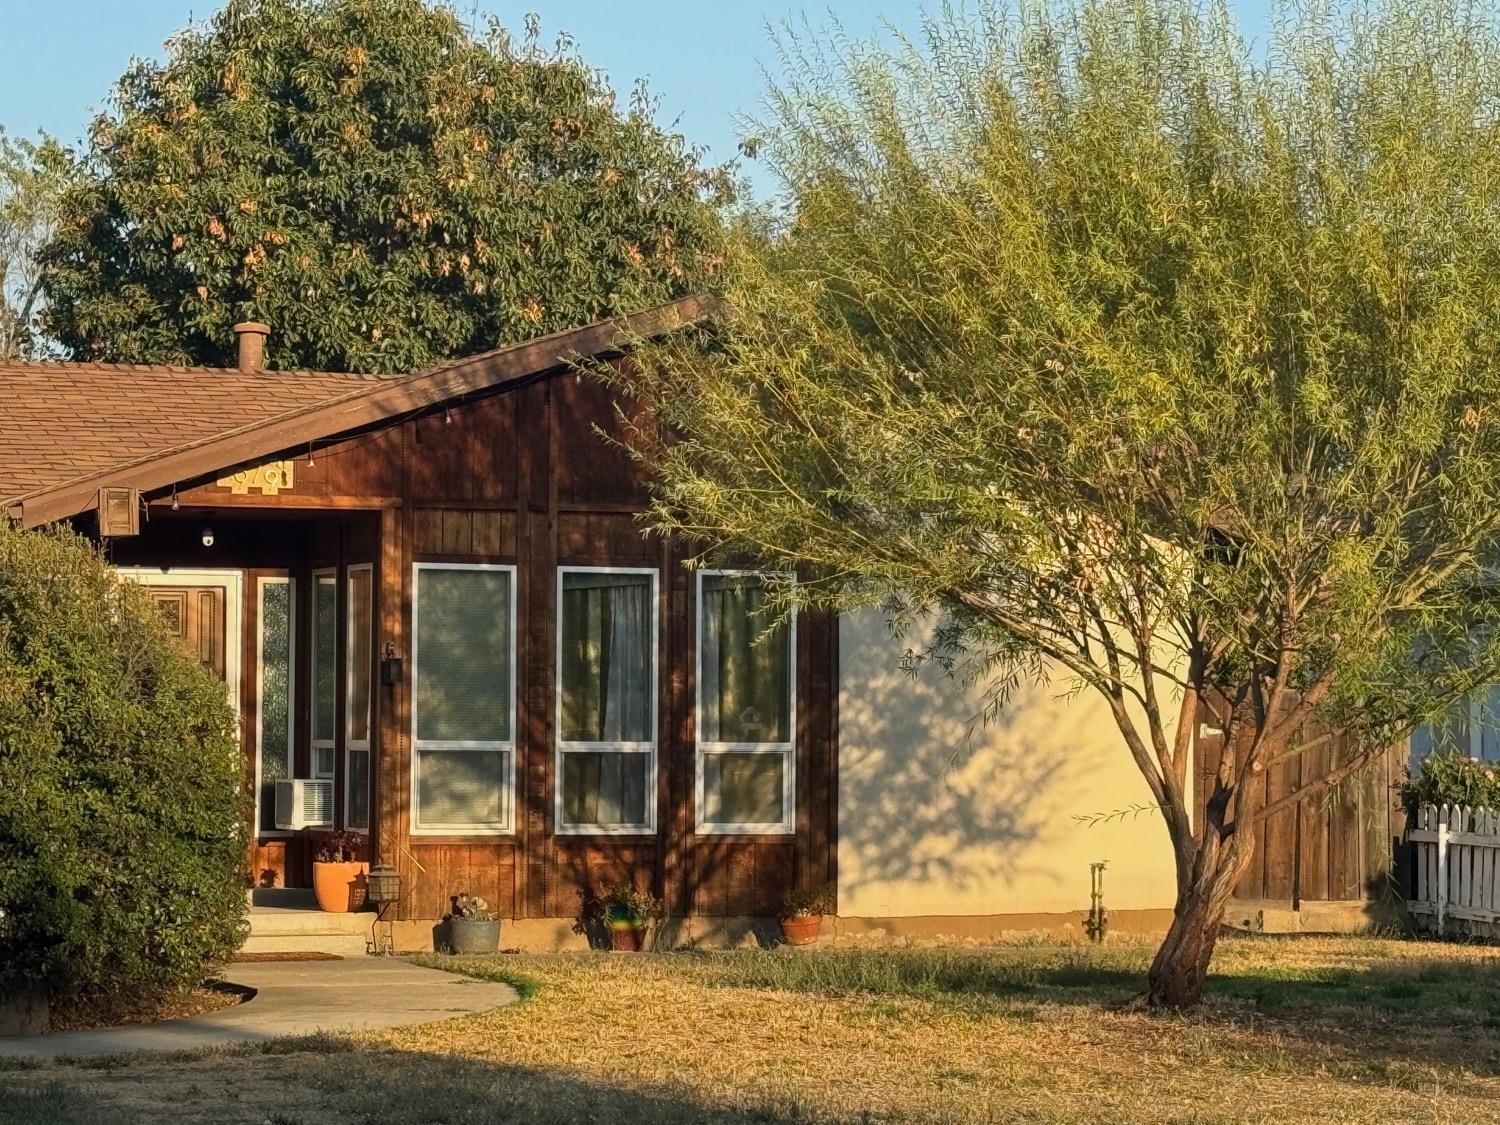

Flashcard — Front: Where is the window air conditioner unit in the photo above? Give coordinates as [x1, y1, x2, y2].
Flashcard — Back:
[274, 778, 334, 831]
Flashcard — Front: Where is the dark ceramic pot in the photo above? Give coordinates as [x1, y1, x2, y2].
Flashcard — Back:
[447, 917, 501, 955]
[609, 922, 648, 952]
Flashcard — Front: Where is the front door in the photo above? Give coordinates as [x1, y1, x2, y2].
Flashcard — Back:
[147, 585, 228, 679]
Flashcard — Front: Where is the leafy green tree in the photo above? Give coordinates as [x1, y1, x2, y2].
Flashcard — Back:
[624, 0, 1500, 1007]
[42, 0, 730, 372]
[0, 523, 247, 1012]
[0, 130, 71, 359]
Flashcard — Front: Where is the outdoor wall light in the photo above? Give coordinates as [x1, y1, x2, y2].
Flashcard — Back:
[381, 642, 404, 686]
[200, 526, 215, 548]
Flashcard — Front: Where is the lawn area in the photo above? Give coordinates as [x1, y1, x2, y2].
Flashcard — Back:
[4, 935, 1500, 1123]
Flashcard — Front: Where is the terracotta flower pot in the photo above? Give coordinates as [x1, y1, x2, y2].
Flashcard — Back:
[780, 913, 823, 946]
[313, 860, 369, 912]
[609, 922, 648, 952]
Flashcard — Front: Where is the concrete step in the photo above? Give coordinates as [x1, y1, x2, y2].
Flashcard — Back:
[248, 909, 376, 936]
[239, 932, 373, 957]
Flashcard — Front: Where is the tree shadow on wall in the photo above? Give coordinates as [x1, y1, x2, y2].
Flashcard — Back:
[835, 611, 1166, 916]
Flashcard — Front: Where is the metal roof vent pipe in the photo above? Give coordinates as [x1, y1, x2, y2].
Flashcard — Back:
[233, 321, 270, 373]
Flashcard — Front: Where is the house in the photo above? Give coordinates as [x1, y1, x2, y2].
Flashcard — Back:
[0, 298, 1401, 948]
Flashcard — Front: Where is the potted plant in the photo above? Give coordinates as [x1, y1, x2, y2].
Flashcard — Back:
[780, 882, 835, 946]
[312, 830, 368, 913]
[444, 892, 501, 955]
[596, 879, 663, 952]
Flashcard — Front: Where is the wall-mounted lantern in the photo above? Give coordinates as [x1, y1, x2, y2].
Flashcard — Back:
[380, 642, 404, 686]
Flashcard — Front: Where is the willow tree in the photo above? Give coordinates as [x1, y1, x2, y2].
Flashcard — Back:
[41, 0, 729, 372]
[624, 0, 1500, 1008]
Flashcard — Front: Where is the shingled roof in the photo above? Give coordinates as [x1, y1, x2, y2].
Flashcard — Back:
[0, 363, 383, 507]
[2, 296, 713, 526]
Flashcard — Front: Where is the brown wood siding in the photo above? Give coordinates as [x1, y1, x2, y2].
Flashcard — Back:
[152, 364, 836, 921]
[1193, 699, 1405, 906]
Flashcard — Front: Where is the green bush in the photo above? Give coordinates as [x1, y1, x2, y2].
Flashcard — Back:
[0, 523, 248, 1006]
[1399, 751, 1500, 816]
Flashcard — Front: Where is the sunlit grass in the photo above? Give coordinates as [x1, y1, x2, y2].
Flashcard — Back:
[7, 936, 1500, 1123]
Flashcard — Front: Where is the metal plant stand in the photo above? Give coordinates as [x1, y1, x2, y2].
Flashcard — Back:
[367, 864, 402, 956]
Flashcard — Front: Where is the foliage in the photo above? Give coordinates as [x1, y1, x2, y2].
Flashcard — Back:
[0, 130, 71, 359]
[593, 879, 663, 927]
[0, 523, 247, 1005]
[622, 0, 1500, 1006]
[314, 829, 364, 863]
[781, 881, 835, 918]
[447, 891, 495, 921]
[41, 0, 732, 372]
[1399, 752, 1500, 816]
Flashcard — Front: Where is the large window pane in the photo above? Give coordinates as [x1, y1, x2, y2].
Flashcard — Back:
[560, 571, 653, 743]
[415, 568, 512, 743]
[347, 567, 372, 744]
[562, 751, 649, 828]
[257, 579, 292, 834]
[417, 749, 508, 828]
[700, 574, 791, 744]
[704, 751, 786, 826]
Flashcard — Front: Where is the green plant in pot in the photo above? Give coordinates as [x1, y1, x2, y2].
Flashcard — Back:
[780, 883, 835, 946]
[596, 880, 663, 952]
[444, 892, 500, 955]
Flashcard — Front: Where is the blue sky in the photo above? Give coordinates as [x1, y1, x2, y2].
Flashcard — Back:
[1, 1, 1274, 198]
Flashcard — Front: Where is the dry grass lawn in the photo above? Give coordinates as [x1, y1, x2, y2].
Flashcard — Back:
[5, 935, 1500, 1123]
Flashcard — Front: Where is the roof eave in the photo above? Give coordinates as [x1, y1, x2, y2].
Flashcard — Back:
[10, 295, 716, 528]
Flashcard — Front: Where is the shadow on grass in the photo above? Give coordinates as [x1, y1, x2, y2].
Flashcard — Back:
[646, 940, 1500, 1078]
[0, 1039, 811, 1125]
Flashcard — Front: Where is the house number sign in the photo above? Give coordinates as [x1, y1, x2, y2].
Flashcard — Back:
[217, 460, 296, 496]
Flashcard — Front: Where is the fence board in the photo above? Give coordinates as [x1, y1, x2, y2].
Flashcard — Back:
[1409, 803, 1500, 936]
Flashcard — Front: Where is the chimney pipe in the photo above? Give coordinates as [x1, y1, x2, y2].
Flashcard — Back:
[233, 321, 269, 373]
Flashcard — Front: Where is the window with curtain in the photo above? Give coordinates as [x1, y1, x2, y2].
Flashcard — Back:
[412, 564, 514, 832]
[557, 568, 656, 832]
[257, 577, 294, 834]
[311, 569, 337, 779]
[345, 565, 372, 831]
[696, 572, 794, 833]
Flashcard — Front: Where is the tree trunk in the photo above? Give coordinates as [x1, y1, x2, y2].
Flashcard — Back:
[1145, 888, 1227, 1008]
[1146, 829, 1259, 1009]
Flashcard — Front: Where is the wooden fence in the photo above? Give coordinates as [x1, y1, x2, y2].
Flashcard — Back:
[1409, 804, 1500, 937]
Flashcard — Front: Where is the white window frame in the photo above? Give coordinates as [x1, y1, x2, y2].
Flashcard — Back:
[410, 562, 517, 836]
[694, 569, 797, 836]
[255, 575, 296, 838]
[344, 563, 373, 833]
[310, 567, 338, 780]
[555, 566, 658, 835]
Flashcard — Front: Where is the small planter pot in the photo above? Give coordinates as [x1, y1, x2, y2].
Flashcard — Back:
[780, 913, 823, 946]
[447, 917, 501, 955]
[608, 921, 649, 952]
[312, 860, 369, 913]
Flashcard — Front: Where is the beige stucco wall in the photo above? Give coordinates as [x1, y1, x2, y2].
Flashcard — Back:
[838, 609, 1182, 918]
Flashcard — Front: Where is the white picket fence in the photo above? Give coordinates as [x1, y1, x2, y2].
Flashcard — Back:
[1408, 804, 1500, 937]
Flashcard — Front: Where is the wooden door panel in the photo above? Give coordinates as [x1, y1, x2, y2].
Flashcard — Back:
[149, 586, 227, 680]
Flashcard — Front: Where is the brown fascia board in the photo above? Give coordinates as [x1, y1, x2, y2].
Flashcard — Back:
[11, 295, 717, 528]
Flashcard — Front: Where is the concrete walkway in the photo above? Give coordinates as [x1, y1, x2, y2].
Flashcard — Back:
[0, 958, 518, 1060]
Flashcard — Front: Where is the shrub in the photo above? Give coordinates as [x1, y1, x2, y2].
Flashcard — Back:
[0, 523, 248, 1007]
[1399, 751, 1500, 816]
